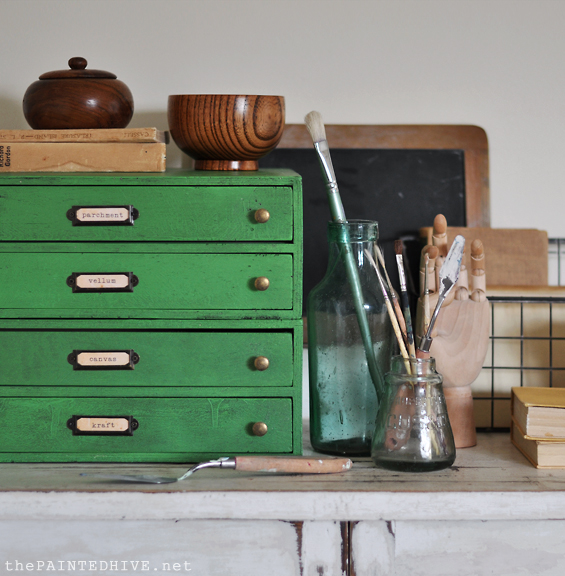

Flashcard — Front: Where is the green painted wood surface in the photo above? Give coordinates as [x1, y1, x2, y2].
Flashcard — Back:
[0, 397, 292, 456]
[0, 252, 293, 311]
[0, 330, 294, 388]
[0, 318, 303, 330]
[0, 169, 303, 460]
[0, 186, 293, 242]
[0, 168, 300, 186]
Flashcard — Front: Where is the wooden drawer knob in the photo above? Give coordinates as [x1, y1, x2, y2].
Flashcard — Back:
[252, 422, 268, 437]
[254, 276, 270, 291]
[254, 356, 270, 371]
[254, 209, 270, 223]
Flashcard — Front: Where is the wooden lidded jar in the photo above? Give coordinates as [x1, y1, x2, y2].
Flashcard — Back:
[23, 57, 134, 130]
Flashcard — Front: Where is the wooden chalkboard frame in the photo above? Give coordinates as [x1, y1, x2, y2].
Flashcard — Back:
[277, 124, 490, 227]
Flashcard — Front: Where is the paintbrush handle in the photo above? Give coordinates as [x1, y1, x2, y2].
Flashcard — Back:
[234, 456, 352, 474]
[341, 240, 386, 397]
[399, 289, 416, 358]
[315, 141, 346, 222]
[391, 295, 407, 336]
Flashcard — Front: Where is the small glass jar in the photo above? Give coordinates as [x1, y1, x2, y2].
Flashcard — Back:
[307, 220, 393, 456]
[371, 356, 456, 472]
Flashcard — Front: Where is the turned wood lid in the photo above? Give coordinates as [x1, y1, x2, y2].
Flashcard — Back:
[38, 57, 118, 80]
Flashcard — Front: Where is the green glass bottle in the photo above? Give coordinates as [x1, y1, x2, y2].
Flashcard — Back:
[307, 220, 393, 456]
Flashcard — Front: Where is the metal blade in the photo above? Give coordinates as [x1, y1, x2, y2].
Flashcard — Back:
[439, 234, 465, 295]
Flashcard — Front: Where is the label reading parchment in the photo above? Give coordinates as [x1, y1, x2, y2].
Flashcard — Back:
[76, 352, 131, 367]
[75, 274, 130, 290]
[75, 417, 130, 432]
[75, 207, 130, 223]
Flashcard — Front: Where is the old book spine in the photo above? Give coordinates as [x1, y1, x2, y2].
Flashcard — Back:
[0, 142, 166, 173]
[0, 128, 168, 144]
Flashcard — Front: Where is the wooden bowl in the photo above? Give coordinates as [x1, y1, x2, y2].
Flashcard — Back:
[23, 57, 134, 130]
[167, 95, 285, 170]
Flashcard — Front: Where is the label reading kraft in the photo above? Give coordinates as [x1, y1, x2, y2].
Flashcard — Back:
[76, 417, 130, 432]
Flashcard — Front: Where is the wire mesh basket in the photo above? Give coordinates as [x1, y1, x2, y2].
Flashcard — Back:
[474, 239, 565, 429]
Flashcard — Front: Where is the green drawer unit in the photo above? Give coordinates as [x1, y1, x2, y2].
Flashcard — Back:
[0, 246, 296, 318]
[0, 175, 293, 242]
[0, 329, 294, 388]
[0, 396, 293, 462]
[0, 169, 303, 462]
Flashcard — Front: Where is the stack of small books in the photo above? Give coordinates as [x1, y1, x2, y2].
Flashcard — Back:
[0, 127, 167, 172]
[511, 386, 565, 468]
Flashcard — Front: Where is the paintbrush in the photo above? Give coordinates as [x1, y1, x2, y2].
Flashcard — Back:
[395, 240, 416, 358]
[418, 234, 466, 355]
[374, 246, 407, 338]
[365, 249, 411, 373]
[423, 253, 431, 335]
[305, 111, 385, 397]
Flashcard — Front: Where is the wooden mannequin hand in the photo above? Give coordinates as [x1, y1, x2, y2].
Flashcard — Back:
[417, 215, 490, 388]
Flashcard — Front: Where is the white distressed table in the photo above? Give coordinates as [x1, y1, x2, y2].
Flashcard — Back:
[1, 430, 565, 576]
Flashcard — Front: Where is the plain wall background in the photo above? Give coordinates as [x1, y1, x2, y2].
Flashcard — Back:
[0, 0, 564, 235]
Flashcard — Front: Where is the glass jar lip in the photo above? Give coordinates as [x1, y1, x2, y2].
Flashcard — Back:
[388, 355, 438, 377]
[327, 219, 379, 243]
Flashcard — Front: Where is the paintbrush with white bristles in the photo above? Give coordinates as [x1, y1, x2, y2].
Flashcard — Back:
[305, 110, 385, 397]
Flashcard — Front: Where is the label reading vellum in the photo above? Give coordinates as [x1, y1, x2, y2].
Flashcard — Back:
[76, 207, 129, 222]
[76, 417, 130, 432]
[75, 274, 130, 290]
[76, 352, 131, 367]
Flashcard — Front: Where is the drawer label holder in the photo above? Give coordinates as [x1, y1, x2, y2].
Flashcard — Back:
[67, 205, 139, 226]
[66, 272, 139, 292]
[67, 415, 139, 436]
[68, 349, 140, 370]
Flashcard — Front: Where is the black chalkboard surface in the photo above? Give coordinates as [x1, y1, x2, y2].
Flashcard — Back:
[260, 148, 467, 313]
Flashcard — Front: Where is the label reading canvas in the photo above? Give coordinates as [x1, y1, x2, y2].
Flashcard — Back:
[76, 352, 132, 367]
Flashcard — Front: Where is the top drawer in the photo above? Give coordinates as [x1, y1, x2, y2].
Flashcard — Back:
[0, 185, 293, 242]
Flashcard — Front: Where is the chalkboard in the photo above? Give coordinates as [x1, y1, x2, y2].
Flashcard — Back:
[260, 148, 467, 313]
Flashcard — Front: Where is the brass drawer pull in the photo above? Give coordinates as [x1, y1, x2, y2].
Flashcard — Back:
[68, 349, 140, 370]
[67, 415, 139, 436]
[252, 422, 268, 437]
[254, 209, 270, 223]
[67, 205, 139, 226]
[67, 272, 139, 293]
[254, 276, 270, 291]
[254, 356, 270, 371]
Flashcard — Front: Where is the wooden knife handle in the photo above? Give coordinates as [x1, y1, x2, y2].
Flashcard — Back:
[234, 456, 352, 474]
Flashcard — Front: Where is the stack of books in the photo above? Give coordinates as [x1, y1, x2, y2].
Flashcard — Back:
[511, 386, 565, 468]
[0, 128, 167, 172]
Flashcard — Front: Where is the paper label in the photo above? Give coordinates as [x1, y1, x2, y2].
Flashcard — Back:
[76, 417, 130, 432]
[76, 352, 131, 367]
[75, 207, 130, 223]
[75, 274, 130, 290]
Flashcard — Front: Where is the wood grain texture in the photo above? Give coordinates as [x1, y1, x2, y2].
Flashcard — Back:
[278, 123, 490, 227]
[234, 456, 352, 474]
[168, 95, 285, 170]
[420, 226, 548, 286]
[23, 58, 134, 130]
